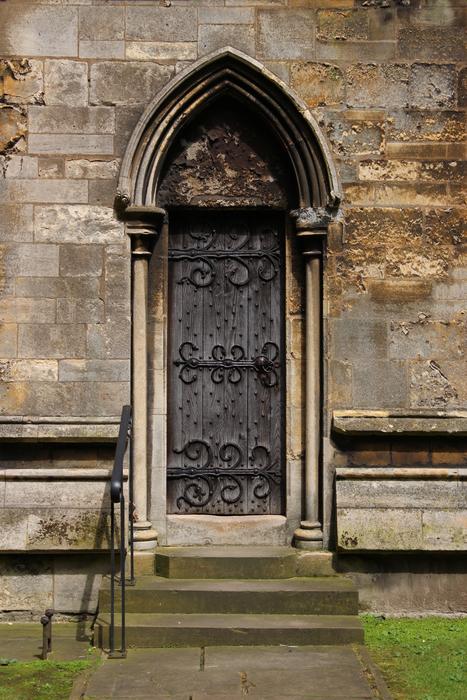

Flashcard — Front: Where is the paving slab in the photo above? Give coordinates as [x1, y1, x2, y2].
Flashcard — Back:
[0, 622, 93, 662]
[83, 645, 381, 699]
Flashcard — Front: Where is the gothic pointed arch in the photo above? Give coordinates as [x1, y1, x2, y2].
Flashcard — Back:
[117, 47, 341, 212]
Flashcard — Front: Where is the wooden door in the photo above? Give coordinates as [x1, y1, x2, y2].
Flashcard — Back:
[167, 210, 285, 515]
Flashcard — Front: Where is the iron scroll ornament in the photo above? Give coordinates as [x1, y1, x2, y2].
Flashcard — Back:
[174, 341, 280, 387]
[169, 442, 281, 509]
[168, 227, 280, 288]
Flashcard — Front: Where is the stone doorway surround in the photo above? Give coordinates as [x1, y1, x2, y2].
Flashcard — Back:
[116, 48, 342, 549]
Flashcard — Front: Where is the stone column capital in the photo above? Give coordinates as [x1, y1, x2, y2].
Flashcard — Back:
[290, 207, 334, 256]
[124, 206, 167, 258]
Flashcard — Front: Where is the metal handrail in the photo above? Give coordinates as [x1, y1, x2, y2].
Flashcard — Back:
[108, 404, 134, 659]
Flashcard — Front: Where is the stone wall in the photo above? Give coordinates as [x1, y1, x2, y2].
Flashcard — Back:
[1, 0, 464, 417]
[0, 0, 465, 613]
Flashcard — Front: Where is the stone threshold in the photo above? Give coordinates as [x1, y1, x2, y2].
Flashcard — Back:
[336, 467, 467, 481]
[166, 514, 288, 546]
[332, 409, 467, 437]
[0, 416, 120, 442]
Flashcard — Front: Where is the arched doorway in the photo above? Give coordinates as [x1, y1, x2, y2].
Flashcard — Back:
[117, 48, 341, 547]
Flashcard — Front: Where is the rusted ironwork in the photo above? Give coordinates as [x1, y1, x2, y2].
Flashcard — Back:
[40, 609, 53, 660]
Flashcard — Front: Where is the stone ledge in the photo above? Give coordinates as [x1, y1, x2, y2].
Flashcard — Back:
[0, 468, 122, 481]
[332, 410, 467, 437]
[336, 468, 467, 481]
[0, 416, 120, 442]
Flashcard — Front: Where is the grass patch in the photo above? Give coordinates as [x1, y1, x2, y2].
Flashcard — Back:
[363, 616, 467, 700]
[0, 657, 99, 700]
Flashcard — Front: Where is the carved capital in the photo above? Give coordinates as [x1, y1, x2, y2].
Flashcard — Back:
[290, 206, 341, 256]
[124, 206, 167, 258]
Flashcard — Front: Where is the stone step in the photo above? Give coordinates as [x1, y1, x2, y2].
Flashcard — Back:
[155, 546, 298, 579]
[99, 577, 358, 615]
[95, 613, 363, 648]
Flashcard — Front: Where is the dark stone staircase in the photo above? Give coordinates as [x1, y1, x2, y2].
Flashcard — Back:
[96, 547, 363, 648]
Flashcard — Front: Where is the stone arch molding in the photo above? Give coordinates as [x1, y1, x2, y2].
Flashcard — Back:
[121, 48, 342, 550]
[118, 47, 341, 212]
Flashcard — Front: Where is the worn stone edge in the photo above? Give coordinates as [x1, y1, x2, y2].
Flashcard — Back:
[0, 468, 127, 480]
[0, 418, 120, 442]
[332, 410, 467, 437]
[336, 467, 467, 480]
[356, 645, 394, 700]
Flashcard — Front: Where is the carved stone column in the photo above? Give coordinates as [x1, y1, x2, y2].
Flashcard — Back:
[291, 208, 330, 550]
[125, 206, 165, 549]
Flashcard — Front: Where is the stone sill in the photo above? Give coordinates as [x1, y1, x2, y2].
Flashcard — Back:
[336, 467, 467, 481]
[332, 410, 467, 437]
[0, 416, 120, 442]
[0, 468, 127, 481]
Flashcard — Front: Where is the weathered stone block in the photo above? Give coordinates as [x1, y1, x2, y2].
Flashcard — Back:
[126, 7, 197, 42]
[374, 183, 450, 207]
[257, 10, 315, 60]
[90, 62, 174, 106]
[6, 243, 59, 277]
[425, 208, 465, 246]
[126, 42, 197, 61]
[0, 204, 33, 243]
[59, 244, 103, 278]
[337, 479, 465, 510]
[88, 179, 117, 207]
[28, 106, 115, 134]
[331, 319, 388, 360]
[352, 360, 408, 408]
[2, 59, 43, 105]
[338, 507, 422, 550]
[0, 555, 53, 611]
[0, 359, 57, 382]
[44, 60, 87, 107]
[0, 298, 56, 325]
[53, 554, 106, 614]
[409, 64, 457, 109]
[1, 155, 38, 179]
[65, 159, 119, 180]
[199, 8, 254, 24]
[290, 63, 344, 107]
[86, 320, 131, 360]
[359, 159, 463, 183]
[35, 206, 123, 245]
[399, 26, 464, 62]
[346, 64, 409, 108]
[79, 41, 125, 60]
[38, 158, 65, 179]
[15, 277, 100, 300]
[317, 41, 395, 62]
[387, 110, 464, 143]
[56, 298, 104, 325]
[29, 134, 114, 156]
[0, 6, 78, 58]
[58, 359, 130, 382]
[26, 509, 114, 551]
[324, 113, 384, 156]
[422, 510, 467, 550]
[389, 319, 465, 361]
[0, 179, 87, 204]
[0, 324, 17, 358]
[79, 6, 124, 41]
[18, 324, 86, 359]
[0, 105, 27, 153]
[410, 360, 461, 409]
[317, 9, 368, 41]
[199, 25, 255, 57]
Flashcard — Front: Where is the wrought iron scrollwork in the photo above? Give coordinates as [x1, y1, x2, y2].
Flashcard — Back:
[169, 441, 281, 510]
[168, 226, 279, 288]
[174, 341, 280, 387]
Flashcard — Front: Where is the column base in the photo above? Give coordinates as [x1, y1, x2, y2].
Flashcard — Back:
[133, 521, 158, 551]
[293, 520, 323, 550]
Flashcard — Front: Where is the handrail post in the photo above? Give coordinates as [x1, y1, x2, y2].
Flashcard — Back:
[109, 499, 116, 656]
[120, 491, 127, 657]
